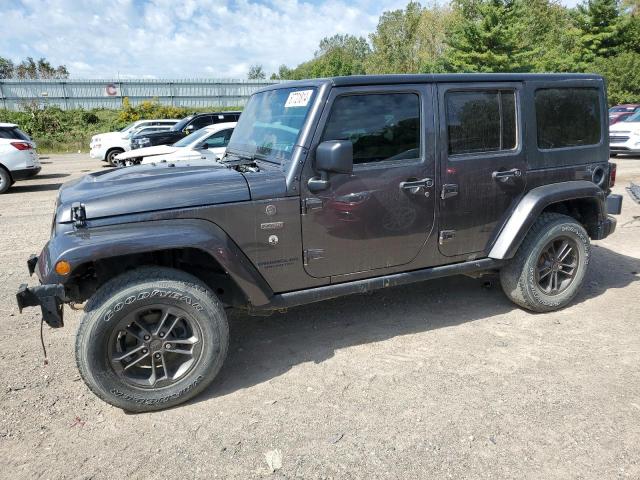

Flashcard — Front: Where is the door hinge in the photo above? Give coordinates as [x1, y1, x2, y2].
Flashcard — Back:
[302, 197, 323, 214]
[303, 248, 325, 265]
[439, 230, 456, 245]
[441, 184, 458, 200]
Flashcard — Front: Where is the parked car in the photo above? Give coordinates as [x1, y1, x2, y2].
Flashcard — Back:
[609, 104, 640, 124]
[0, 123, 40, 194]
[89, 119, 179, 166]
[609, 109, 640, 155]
[17, 74, 621, 412]
[130, 111, 241, 150]
[114, 123, 236, 166]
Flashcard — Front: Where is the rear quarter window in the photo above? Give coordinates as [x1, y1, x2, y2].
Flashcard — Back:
[0, 127, 30, 140]
[535, 88, 601, 149]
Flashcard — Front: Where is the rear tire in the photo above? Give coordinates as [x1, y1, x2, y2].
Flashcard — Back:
[500, 213, 591, 313]
[0, 167, 12, 194]
[106, 148, 124, 167]
[75, 267, 229, 412]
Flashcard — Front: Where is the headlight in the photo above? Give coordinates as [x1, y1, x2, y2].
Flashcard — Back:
[137, 138, 151, 146]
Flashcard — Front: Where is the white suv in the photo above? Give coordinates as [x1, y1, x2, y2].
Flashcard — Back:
[89, 119, 178, 165]
[0, 123, 40, 194]
[610, 110, 640, 155]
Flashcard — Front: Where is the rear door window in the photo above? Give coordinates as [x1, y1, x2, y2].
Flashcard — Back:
[535, 88, 601, 149]
[189, 115, 213, 131]
[445, 90, 517, 156]
[0, 127, 30, 140]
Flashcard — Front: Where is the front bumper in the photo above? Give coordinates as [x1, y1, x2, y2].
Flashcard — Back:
[16, 255, 66, 328]
[89, 147, 106, 160]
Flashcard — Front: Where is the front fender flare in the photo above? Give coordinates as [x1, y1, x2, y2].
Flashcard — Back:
[488, 181, 605, 260]
[41, 219, 274, 307]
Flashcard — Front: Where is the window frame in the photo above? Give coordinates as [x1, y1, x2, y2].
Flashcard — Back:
[534, 87, 604, 152]
[319, 90, 424, 169]
[444, 87, 521, 159]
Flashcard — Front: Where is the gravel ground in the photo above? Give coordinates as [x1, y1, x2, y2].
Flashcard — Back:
[1, 154, 639, 479]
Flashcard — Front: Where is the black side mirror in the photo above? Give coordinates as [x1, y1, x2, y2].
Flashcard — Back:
[199, 143, 209, 150]
[308, 140, 353, 193]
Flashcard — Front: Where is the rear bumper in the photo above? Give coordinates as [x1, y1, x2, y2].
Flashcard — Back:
[12, 166, 41, 180]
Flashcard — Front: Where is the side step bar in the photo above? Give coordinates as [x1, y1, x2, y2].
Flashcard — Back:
[262, 258, 503, 311]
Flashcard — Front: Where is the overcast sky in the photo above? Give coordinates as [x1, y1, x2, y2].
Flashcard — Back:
[1, 0, 583, 79]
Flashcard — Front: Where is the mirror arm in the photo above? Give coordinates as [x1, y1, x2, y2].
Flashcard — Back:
[307, 171, 330, 193]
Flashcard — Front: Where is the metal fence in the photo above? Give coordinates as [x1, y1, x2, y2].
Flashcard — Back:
[0, 78, 281, 110]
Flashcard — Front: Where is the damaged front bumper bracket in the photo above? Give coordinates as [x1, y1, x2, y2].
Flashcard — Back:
[16, 283, 66, 328]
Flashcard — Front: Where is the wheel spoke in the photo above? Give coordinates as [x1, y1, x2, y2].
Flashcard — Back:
[556, 241, 573, 262]
[538, 267, 553, 280]
[123, 351, 150, 370]
[112, 344, 145, 362]
[168, 336, 198, 346]
[164, 315, 182, 337]
[154, 310, 172, 335]
[169, 348, 193, 357]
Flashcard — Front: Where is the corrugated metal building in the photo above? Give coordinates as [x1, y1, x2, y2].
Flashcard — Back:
[0, 79, 280, 110]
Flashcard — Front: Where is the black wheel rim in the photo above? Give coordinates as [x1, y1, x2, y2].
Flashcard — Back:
[535, 236, 579, 296]
[108, 305, 202, 389]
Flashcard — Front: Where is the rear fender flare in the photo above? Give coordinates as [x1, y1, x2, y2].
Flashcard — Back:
[488, 181, 604, 259]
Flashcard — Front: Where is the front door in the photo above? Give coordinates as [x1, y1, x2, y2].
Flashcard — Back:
[300, 85, 436, 278]
[436, 83, 527, 257]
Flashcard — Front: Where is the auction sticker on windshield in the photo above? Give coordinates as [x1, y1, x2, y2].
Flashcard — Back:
[285, 90, 313, 108]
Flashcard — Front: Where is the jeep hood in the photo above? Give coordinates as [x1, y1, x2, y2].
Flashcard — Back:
[57, 160, 250, 221]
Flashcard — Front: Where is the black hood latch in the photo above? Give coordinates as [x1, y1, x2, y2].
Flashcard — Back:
[70, 202, 87, 228]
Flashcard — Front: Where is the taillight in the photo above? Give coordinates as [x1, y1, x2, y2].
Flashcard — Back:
[11, 142, 32, 151]
[609, 162, 617, 188]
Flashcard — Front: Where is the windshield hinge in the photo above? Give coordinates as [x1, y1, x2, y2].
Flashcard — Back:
[302, 197, 323, 215]
[70, 202, 87, 228]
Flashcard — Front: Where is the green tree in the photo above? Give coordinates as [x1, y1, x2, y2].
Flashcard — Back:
[590, 51, 640, 104]
[14, 56, 69, 79]
[575, 0, 624, 63]
[444, 0, 533, 73]
[0, 56, 14, 78]
[247, 64, 266, 80]
[365, 2, 425, 74]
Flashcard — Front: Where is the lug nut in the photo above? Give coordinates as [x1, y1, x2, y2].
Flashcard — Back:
[159, 332, 165, 338]
[154, 353, 161, 359]
[142, 348, 148, 354]
[164, 343, 172, 349]
[143, 335, 150, 341]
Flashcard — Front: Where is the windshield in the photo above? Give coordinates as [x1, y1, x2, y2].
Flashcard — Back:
[119, 122, 137, 133]
[173, 127, 210, 147]
[171, 116, 194, 131]
[623, 111, 640, 122]
[226, 87, 316, 163]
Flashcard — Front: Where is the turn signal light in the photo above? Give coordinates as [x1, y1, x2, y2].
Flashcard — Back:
[55, 260, 71, 276]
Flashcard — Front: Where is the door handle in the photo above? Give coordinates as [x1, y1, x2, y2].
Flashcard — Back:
[400, 178, 434, 194]
[492, 168, 522, 182]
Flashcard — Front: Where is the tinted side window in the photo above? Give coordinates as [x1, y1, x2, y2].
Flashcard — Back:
[535, 88, 601, 149]
[0, 127, 29, 140]
[446, 90, 517, 155]
[322, 93, 420, 164]
[204, 129, 233, 148]
[189, 115, 213, 131]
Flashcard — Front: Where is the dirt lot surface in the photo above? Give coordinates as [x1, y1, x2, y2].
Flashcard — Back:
[1, 154, 639, 479]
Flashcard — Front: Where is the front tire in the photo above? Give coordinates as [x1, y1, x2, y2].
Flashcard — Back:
[106, 149, 124, 167]
[75, 267, 229, 412]
[500, 213, 591, 313]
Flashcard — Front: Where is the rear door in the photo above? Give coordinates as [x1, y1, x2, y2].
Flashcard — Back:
[437, 83, 526, 257]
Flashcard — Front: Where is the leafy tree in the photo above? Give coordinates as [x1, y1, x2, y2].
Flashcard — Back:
[444, 0, 533, 73]
[575, 0, 624, 63]
[247, 64, 266, 80]
[0, 56, 14, 78]
[14, 56, 69, 79]
[590, 51, 640, 104]
[366, 2, 425, 74]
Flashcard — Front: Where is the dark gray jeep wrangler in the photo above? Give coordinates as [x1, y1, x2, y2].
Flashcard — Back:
[17, 74, 622, 411]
